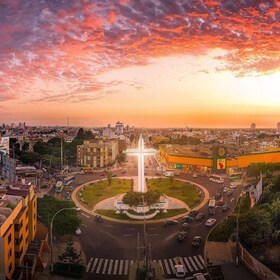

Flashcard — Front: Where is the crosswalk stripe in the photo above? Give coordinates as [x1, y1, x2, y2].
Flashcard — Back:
[86, 257, 93, 272]
[169, 259, 176, 274]
[163, 259, 171, 274]
[188, 256, 198, 270]
[119, 260, 124, 275]
[113, 260, 119, 275]
[95, 258, 103, 274]
[102, 259, 109, 274]
[90, 258, 99, 273]
[184, 257, 193, 272]
[194, 256, 204, 270]
[107, 259, 114, 274]
[158, 259, 164, 272]
[124, 260, 129, 275]
[198, 255, 205, 266]
[130, 260, 134, 266]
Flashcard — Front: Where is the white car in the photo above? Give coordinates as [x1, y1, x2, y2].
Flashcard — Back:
[175, 264, 186, 278]
[230, 183, 237, 189]
[205, 218, 217, 227]
[193, 174, 198, 178]
[75, 227, 82, 235]
[223, 187, 228, 192]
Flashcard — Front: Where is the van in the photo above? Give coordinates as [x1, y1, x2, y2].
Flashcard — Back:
[175, 264, 186, 278]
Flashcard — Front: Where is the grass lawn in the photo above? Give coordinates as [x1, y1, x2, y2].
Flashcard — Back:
[80, 179, 132, 209]
[147, 178, 202, 208]
[96, 208, 187, 221]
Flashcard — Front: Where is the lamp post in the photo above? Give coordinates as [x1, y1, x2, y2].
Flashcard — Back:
[50, 207, 80, 272]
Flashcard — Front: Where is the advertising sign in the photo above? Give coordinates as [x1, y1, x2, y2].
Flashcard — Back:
[0, 137, 9, 154]
[217, 158, 226, 169]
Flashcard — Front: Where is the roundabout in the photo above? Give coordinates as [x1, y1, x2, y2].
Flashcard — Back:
[72, 176, 210, 223]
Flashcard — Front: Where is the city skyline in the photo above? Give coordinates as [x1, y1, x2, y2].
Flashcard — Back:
[1, 1, 280, 128]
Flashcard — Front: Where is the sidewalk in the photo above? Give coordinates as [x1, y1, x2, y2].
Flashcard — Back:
[35, 239, 86, 280]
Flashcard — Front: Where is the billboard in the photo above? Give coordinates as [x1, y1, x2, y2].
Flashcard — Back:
[217, 158, 226, 169]
[0, 137, 9, 154]
[254, 175, 263, 203]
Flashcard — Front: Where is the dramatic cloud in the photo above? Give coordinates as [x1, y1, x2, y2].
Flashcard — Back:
[0, 0, 280, 101]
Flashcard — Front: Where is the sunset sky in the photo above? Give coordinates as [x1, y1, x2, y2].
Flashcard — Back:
[1, 0, 280, 128]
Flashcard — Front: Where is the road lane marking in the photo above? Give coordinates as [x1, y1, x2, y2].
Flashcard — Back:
[90, 258, 99, 273]
[198, 255, 205, 266]
[95, 258, 103, 273]
[107, 259, 114, 274]
[86, 257, 93, 272]
[102, 259, 108, 274]
[168, 259, 175, 274]
[183, 257, 193, 272]
[81, 223, 88, 227]
[188, 256, 198, 270]
[194, 255, 204, 270]
[148, 233, 159, 236]
[124, 260, 129, 275]
[123, 234, 133, 237]
[81, 212, 91, 218]
[163, 259, 171, 274]
[119, 260, 123, 275]
[113, 260, 119, 275]
[105, 225, 114, 228]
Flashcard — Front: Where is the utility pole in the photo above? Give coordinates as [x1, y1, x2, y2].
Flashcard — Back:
[61, 137, 63, 171]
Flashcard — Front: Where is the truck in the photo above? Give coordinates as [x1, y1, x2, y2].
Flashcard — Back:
[208, 199, 216, 215]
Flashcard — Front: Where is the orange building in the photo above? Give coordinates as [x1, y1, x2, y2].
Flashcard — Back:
[0, 184, 37, 279]
[160, 144, 280, 172]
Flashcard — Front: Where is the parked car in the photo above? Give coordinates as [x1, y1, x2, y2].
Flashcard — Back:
[218, 198, 224, 206]
[177, 231, 188, 241]
[75, 227, 81, 235]
[193, 272, 206, 280]
[223, 187, 229, 192]
[195, 212, 205, 221]
[175, 264, 186, 278]
[164, 219, 178, 227]
[191, 236, 202, 247]
[69, 186, 74, 192]
[192, 174, 198, 178]
[222, 204, 228, 211]
[205, 218, 217, 227]
[230, 183, 237, 189]
[181, 216, 194, 223]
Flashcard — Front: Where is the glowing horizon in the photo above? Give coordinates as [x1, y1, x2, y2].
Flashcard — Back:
[1, 1, 280, 128]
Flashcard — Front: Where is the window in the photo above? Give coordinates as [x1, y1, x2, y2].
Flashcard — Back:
[8, 263, 12, 272]
[26, 211, 28, 218]
[8, 249, 12, 258]
[25, 224, 28, 232]
[8, 234, 11, 244]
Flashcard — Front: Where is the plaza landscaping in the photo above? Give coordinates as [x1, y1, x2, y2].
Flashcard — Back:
[78, 177, 203, 214]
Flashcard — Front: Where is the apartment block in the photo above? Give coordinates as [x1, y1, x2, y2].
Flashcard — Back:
[77, 140, 119, 168]
[0, 184, 37, 279]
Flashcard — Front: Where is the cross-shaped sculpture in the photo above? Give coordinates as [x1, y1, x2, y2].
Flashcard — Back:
[125, 134, 158, 192]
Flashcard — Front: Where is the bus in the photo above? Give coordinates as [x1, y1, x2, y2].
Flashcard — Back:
[55, 181, 63, 193]
[63, 175, 75, 186]
[209, 174, 224, 184]
[229, 172, 242, 181]
[208, 199, 216, 215]
[164, 169, 175, 177]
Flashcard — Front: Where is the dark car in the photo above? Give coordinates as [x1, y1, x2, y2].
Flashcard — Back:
[181, 216, 194, 223]
[40, 184, 49, 189]
[177, 231, 188, 241]
[189, 210, 199, 217]
[192, 236, 202, 247]
[227, 190, 233, 196]
[181, 222, 190, 231]
[121, 170, 126, 174]
[164, 219, 178, 227]
[195, 212, 205, 221]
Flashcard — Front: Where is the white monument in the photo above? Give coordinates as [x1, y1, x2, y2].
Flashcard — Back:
[125, 134, 158, 192]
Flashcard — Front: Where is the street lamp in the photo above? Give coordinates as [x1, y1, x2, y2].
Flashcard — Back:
[50, 207, 80, 272]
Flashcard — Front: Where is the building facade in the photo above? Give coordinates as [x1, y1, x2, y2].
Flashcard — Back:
[77, 140, 119, 168]
[0, 184, 37, 279]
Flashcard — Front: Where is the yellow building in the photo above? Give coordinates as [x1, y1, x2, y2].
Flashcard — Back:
[160, 144, 280, 172]
[0, 184, 37, 279]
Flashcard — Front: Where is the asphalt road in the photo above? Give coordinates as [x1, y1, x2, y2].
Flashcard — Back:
[68, 171, 242, 280]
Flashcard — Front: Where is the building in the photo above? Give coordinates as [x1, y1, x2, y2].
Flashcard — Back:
[115, 121, 124, 135]
[160, 144, 280, 173]
[77, 140, 119, 168]
[250, 123, 256, 130]
[277, 122, 280, 133]
[0, 184, 37, 279]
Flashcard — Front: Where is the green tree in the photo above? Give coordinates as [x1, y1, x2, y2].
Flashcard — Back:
[33, 141, 49, 155]
[58, 238, 82, 265]
[107, 171, 112, 186]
